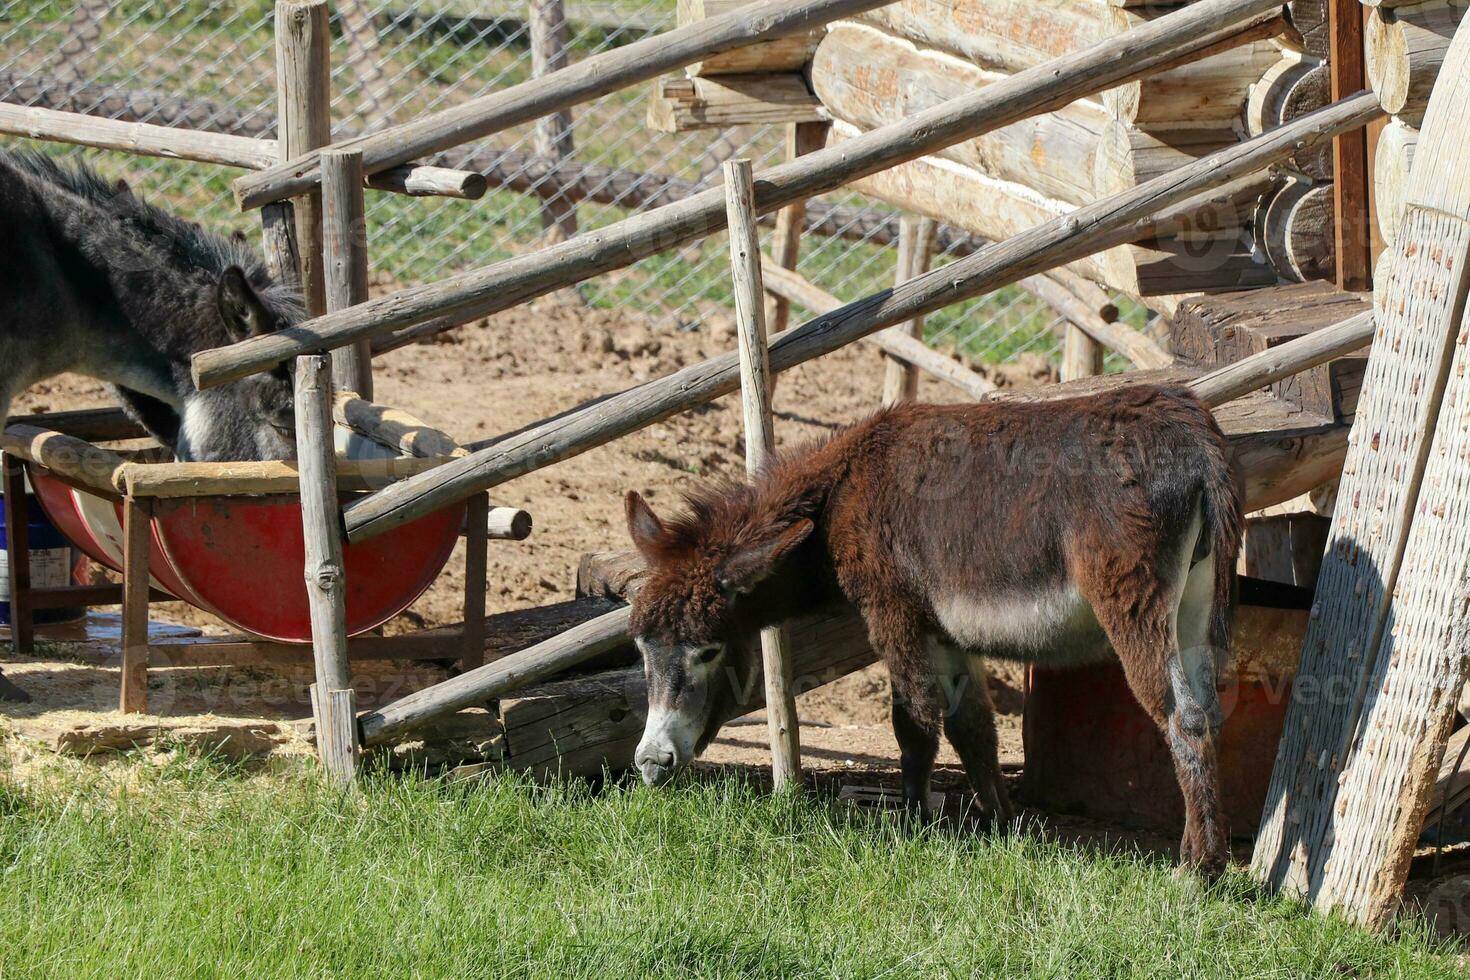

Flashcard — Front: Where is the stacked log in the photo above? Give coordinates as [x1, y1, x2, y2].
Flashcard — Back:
[810, 1, 1291, 302]
[1367, 1, 1461, 247]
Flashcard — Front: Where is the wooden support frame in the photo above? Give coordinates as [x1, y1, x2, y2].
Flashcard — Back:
[882, 215, 938, 405]
[232, 0, 896, 209]
[462, 493, 490, 671]
[725, 158, 803, 790]
[195, 0, 1290, 388]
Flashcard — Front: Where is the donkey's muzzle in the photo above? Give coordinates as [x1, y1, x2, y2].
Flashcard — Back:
[635, 743, 678, 786]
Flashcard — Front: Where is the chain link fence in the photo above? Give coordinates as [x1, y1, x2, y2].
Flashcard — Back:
[0, 0, 1073, 368]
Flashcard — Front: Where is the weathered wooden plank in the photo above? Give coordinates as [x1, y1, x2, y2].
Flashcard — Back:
[678, 0, 822, 75]
[647, 73, 825, 131]
[341, 94, 1381, 543]
[196, 0, 1289, 387]
[119, 495, 151, 714]
[1251, 16, 1470, 926]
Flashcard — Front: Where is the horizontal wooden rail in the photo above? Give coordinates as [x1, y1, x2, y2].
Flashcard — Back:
[232, 0, 896, 210]
[0, 103, 486, 200]
[758, 262, 996, 399]
[339, 93, 1383, 542]
[194, 0, 1287, 388]
[0, 425, 128, 494]
[1189, 309, 1376, 407]
[358, 605, 632, 746]
[118, 455, 451, 498]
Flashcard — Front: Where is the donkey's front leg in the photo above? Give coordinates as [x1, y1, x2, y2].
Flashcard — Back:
[861, 601, 940, 817]
[930, 639, 1013, 828]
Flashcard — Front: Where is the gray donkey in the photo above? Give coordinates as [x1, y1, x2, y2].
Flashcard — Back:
[0, 150, 305, 701]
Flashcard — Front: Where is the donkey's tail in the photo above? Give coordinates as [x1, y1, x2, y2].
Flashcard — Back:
[1201, 449, 1245, 660]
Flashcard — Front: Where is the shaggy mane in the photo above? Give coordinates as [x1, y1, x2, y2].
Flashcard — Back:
[1, 149, 303, 324]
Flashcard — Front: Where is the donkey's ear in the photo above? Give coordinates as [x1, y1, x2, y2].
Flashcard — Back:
[626, 491, 667, 555]
[719, 519, 814, 595]
[217, 266, 273, 341]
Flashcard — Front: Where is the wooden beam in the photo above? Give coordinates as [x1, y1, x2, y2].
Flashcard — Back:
[725, 158, 803, 790]
[322, 148, 373, 399]
[0, 425, 127, 495]
[1330, 0, 1373, 291]
[117, 455, 450, 498]
[195, 0, 1288, 387]
[647, 73, 826, 132]
[342, 93, 1379, 544]
[0, 103, 486, 200]
[1365, 0, 1467, 121]
[2, 457, 34, 656]
[275, 0, 332, 316]
[1189, 310, 1375, 407]
[358, 606, 633, 747]
[233, 0, 894, 209]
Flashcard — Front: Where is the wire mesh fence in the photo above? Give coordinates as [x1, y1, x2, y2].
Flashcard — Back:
[0, 0, 1073, 368]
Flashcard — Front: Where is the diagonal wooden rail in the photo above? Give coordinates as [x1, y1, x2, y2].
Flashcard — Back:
[336, 93, 1382, 543]
[192, 0, 1287, 389]
[232, 0, 894, 210]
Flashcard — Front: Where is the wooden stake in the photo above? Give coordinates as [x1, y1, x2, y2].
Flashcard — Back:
[275, 0, 331, 316]
[338, 93, 1380, 543]
[310, 684, 359, 787]
[882, 215, 939, 404]
[196, 0, 1287, 387]
[295, 353, 358, 780]
[725, 158, 803, 791]
[3, 455, 34, 656]
[461, 493, 489, 671]
[764, 120, 831, 333]
[321, 148, 373, 399]
[530, 0, 578, 244]
[119, 495, 151, 714]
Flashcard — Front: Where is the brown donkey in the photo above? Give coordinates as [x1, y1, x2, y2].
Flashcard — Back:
[625, 384, 1242, 874]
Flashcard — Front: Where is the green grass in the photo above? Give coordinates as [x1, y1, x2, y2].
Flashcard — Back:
[0, 757, 1459, 978]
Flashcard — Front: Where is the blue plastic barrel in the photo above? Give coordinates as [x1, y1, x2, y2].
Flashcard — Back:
[0, 494, 86, 625]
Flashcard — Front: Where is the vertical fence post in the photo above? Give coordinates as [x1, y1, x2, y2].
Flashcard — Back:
[881, 215, 938, 405]
[296, 354, 359, 783]
[3, 455, 33, 657]
[276, 0, 331, 316]
[119, 495, 152, 714]
[1061, 325, 1105, 381]
[322, 148, 373, 399]
[723, 157, 802, 792]
[530, 0, 579, 244]
[461, 493, 489, 671]
[763, 120, 831, 334]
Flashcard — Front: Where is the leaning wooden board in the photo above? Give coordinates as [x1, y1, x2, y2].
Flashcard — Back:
[1251, 14, 1470, 929]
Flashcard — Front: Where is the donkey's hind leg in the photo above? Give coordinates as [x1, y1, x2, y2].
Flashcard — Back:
[930, 638, 1013, 828]
[1082, 583, 1227, 876]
